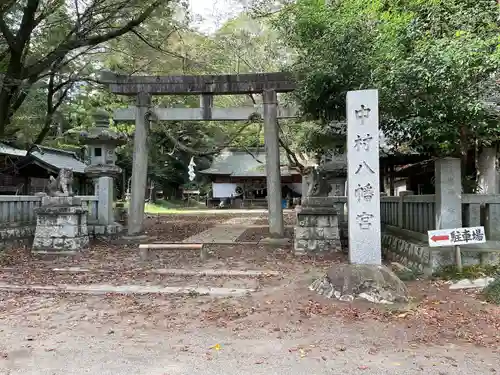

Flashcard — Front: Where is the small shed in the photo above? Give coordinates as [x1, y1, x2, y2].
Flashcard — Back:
[198, 147, 303, 201]
[0, 143, 92, 195]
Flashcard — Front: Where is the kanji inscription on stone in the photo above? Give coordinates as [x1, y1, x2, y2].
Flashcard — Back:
[355, 183, 374, 202]
[354, 134, 373, 151]
[356, 212, 374, 229]
[355, 161, 375, 175]
[355, 105, 371, 125]
[347, 89, 381, 265]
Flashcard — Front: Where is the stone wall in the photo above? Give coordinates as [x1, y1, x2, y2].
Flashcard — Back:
[382, 232, 500, 276]
[0, 225, 36, 250]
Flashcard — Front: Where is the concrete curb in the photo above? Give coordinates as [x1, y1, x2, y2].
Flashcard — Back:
[0, 267, 281, 277]
[0, 283, 255, 297]
[449, 277, 495, 290]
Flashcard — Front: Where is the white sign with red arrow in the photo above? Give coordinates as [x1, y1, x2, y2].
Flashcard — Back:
[427, 226, 486, 247]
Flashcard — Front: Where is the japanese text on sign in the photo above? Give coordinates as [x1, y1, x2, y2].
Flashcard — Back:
[427, 226, 486, 247]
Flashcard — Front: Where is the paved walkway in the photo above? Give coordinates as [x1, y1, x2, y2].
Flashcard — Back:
[182, 216, 260, 244]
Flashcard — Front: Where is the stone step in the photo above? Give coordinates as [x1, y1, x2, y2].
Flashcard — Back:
[0, 283, 254, 297]
[138, 243, 205, 260]
[0, 267, 281, 278]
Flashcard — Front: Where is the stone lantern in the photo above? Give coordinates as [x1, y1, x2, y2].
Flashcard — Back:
[80, 109, 127, 234]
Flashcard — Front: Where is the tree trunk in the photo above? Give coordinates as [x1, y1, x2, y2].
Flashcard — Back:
[459, 125, 470, 193]
[0, 54, 22, 137]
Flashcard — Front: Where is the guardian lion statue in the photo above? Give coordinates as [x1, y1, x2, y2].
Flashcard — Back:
[47, 168, 74, 197]
[303, 166, 332, 197]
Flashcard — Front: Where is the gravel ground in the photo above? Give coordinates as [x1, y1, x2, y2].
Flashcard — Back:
[0, 323, 498, 375]
[0, 213, 499, 374]
[0, 284, 498, 375]
[236, 227, 294, 242]
[253, 213, 297, 227]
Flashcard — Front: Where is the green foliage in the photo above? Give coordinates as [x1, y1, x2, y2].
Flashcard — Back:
[393, 267, 422, 281]
[483, 277, 500, 305]
[0, 0, 168, 140]
[276, 0, 500, 156]
[433, 264, 500, 281]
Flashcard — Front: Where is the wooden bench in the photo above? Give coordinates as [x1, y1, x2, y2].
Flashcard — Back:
[138, 243, 206, 261]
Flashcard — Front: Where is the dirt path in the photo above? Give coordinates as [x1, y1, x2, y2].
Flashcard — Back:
[0, 212, 499, 374]
[0, 312, 498, 375]
[181, 216, 261, 243]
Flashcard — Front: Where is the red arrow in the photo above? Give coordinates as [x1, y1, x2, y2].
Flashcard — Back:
[431, 235, 449, 242]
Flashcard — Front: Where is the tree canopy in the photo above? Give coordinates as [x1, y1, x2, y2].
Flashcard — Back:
[3, 0, 499, 195]
[275, 0, 500, 157]
[0, 0, 168, 141]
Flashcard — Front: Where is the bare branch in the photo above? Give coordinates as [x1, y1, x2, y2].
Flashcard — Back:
[24, 0, 166, 80]
[16, 0, 41, 48]
[148, 111, 255, 157]
[277, 120, 305, 173]
[129, 28, 213, 72]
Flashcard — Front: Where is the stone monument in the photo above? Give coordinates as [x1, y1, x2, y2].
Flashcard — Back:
[346, 90, 382, 264]
[308, 90, 408, 304]
[32, 168, 89, 254]
[294, 161, 346, 255]
[80, 109, 127, 235]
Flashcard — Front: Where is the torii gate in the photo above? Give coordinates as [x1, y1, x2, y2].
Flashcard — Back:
[99, 71, 297, 239]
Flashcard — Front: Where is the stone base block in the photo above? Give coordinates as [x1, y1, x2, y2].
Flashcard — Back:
[32, 235, 89, 252]
[295, 226, 339, 240]
[41, 196, 82, 206]
[294, 238, 341, 254]
[32, 204, 89, 254]
[294, 207, 341, 255]
[90, 223, 123, 236]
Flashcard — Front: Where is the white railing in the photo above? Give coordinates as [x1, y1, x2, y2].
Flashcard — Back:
[0, 195, 98, 227]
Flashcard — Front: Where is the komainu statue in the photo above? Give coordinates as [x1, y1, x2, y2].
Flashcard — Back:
[303, 166, 332, 197]
[47, 168, 74, 197]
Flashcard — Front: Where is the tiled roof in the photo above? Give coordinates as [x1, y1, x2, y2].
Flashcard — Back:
[199, 148, 301, 177]
[0, 143, 87, 174]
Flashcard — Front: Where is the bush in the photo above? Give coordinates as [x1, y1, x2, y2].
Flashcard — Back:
[483, 277, 500, 305]
[433, 264, 500, 281]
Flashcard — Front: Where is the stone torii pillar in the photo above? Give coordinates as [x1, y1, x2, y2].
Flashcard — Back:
[263, 89, 284, 237]
[128, 92, 151, 237]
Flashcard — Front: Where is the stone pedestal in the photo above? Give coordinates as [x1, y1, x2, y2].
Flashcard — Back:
[32, 197, 89, 254]
[294, 200, 341, 255]
[435, 157, 461, 229]
[97, 176, 114, 224]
